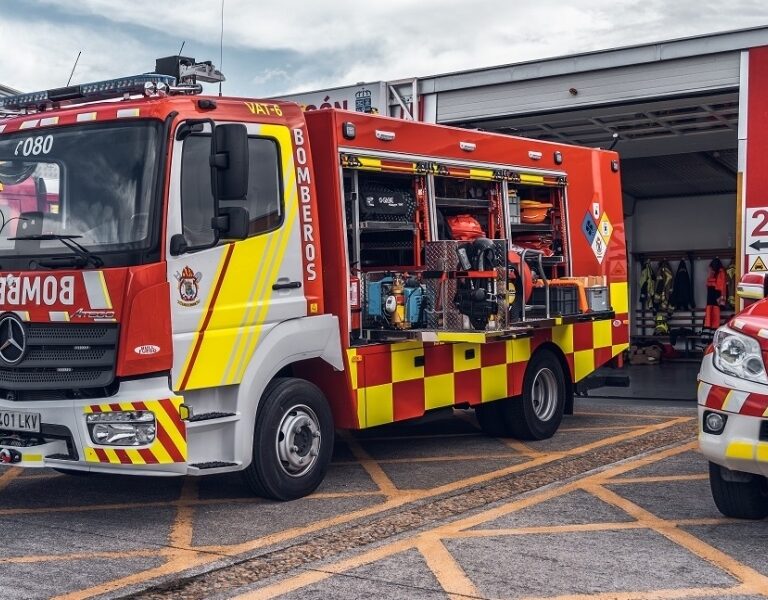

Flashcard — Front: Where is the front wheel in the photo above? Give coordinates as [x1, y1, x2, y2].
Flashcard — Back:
[504, 350, 567, 440]
[242, 378, 334, 501]
[709, 462, 768, 519]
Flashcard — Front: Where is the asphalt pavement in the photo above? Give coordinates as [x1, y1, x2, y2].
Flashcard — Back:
[1, 372, 766, 600]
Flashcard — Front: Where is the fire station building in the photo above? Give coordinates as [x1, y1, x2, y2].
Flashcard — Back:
[279, 26, 768, 360]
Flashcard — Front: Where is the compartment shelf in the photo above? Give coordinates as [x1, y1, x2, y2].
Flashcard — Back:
[435, 197, 490, 209]
[356, 220, 418, 231]
[509, 223, 554, 233]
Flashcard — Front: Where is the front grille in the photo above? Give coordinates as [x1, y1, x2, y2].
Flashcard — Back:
[0, 322, 118, 392]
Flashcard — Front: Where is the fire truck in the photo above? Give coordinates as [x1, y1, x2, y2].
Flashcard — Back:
[0, 58, 628, 500]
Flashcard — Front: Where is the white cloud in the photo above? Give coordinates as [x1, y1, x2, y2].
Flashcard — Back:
[3, 1, 768, 95]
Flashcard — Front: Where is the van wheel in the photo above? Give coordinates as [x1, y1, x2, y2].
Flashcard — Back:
[505, 350, 566, 440]
[709, 462, 768, 519]
[242, 378, 334, 501]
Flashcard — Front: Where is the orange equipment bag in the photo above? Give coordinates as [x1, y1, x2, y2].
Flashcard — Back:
[446, 214, 484, 240]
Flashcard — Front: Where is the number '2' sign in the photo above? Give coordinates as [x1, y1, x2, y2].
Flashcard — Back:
[746, 207, 768, 254]
[14, 135, 54, 157]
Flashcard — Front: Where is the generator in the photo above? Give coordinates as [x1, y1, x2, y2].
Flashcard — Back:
[364, 273, 427, 329]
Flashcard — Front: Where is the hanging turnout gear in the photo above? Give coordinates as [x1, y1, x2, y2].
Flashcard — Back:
[639, 260, 655, 311]
[652, 261, 674, 335]
[670, 259, 694, 310]
[726, 263, 736, 309]
[703, 258, 727, 341]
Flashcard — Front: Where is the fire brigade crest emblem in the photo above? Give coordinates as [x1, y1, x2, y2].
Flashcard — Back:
[174, 266, 203, 307]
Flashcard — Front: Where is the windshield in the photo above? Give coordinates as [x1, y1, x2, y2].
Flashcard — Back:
[0, 120, 161, 267]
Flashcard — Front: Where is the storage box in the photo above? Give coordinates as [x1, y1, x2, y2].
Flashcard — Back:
[531, 285, 579, 316]
[586, 286, 610, 312]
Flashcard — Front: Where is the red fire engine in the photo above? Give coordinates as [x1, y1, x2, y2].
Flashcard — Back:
[0, 58, 628, 499]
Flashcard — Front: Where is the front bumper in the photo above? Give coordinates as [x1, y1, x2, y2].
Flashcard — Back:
[698, 354, 768, 478]
[0, 377, 186, 475]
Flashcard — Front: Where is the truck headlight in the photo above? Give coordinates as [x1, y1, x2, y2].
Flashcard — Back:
[86, 411, 156, 446]
[713, 327, 768, 384]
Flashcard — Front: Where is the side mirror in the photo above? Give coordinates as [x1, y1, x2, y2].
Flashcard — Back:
[214, 207, 250, 240]
[210, 124, 249, 201]
[169, 233, 188, 256]
[737, 272, 768, 300]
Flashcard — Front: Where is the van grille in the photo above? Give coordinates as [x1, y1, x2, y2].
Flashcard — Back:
[0, 322, 118, 392]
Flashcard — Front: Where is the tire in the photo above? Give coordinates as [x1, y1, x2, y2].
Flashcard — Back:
[709, 462, 768, 519]
[242, 377, 334, 501]
[504, 350, 567, 440]
[475, 399, 511, 437]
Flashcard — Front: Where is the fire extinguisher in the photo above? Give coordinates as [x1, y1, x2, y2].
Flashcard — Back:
[385, 275, 407, 329]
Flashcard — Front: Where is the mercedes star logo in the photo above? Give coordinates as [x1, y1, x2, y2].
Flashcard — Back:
[0, 314, 27, 365]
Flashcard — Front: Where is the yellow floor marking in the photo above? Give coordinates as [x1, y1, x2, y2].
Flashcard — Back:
[234, 539, 416, 600]
[584, 483, 768, 595]
[167, 477, 198, 551]
[501, 438, 546, 456]
[609, 474, 708, 485]
[34, 414, 694, 599]
[231, 439, 701, 598]
[0, 468, 21, 491]
[450, 521, 647, 538]
[417, 537, 480, 600]
[339, 431, 402, 498]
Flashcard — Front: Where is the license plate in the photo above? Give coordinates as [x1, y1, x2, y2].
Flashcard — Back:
[0, 410, 41, 433]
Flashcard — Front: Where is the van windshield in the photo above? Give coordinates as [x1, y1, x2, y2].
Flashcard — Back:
[0, 120, 161, 267]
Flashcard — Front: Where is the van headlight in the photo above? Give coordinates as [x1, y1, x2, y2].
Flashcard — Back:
[713, 327, 768, 384]
[86, 411, 156, 446]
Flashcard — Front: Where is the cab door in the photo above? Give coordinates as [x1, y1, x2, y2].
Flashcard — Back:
[166, 121, 305, 391]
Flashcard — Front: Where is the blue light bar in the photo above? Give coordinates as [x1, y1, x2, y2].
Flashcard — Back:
[0, 74, 177, 112]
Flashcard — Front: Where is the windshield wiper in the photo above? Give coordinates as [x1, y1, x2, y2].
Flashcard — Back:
[8, 234, 104, 268]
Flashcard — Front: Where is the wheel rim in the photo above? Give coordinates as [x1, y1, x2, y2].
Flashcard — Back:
[531, 368, 558, 421]
[275, 404, 321, 478]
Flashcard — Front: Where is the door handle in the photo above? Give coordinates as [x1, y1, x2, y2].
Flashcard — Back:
[272, 280, 302, 290]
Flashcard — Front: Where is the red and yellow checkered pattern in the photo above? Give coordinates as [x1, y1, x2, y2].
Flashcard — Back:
[349, 311, 629, 428]
[83, 398, 187, 465]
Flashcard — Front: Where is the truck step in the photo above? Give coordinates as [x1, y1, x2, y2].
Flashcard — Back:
[190, 461, 238, 469]
[187, 411, 236, 422]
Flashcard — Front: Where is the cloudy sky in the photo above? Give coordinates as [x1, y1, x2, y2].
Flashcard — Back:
[1, 0, 767, 98]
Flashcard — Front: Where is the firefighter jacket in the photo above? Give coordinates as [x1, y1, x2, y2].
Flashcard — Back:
[653, 261, 674, 314]
[639, 260, 655, 310]
[706, 258, 727, 306]
[670, 260, 694, 310]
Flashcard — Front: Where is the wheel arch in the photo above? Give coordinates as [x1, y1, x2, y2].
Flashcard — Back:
[232, 314, 343, 468]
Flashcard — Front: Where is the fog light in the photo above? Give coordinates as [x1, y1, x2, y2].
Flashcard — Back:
[703, 411, 727, 435]
[87, 411, 156, 446]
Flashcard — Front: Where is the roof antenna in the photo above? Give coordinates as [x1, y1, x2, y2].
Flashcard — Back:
[66, 51, 82, 87]
[219, 0, 225, 96]
[178, 40, 186, 56]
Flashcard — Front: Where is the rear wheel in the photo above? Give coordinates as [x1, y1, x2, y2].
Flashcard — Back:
[504, 350, 567, 440]
[709, 462, 768, 519]
[242, 378, 334, 501]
